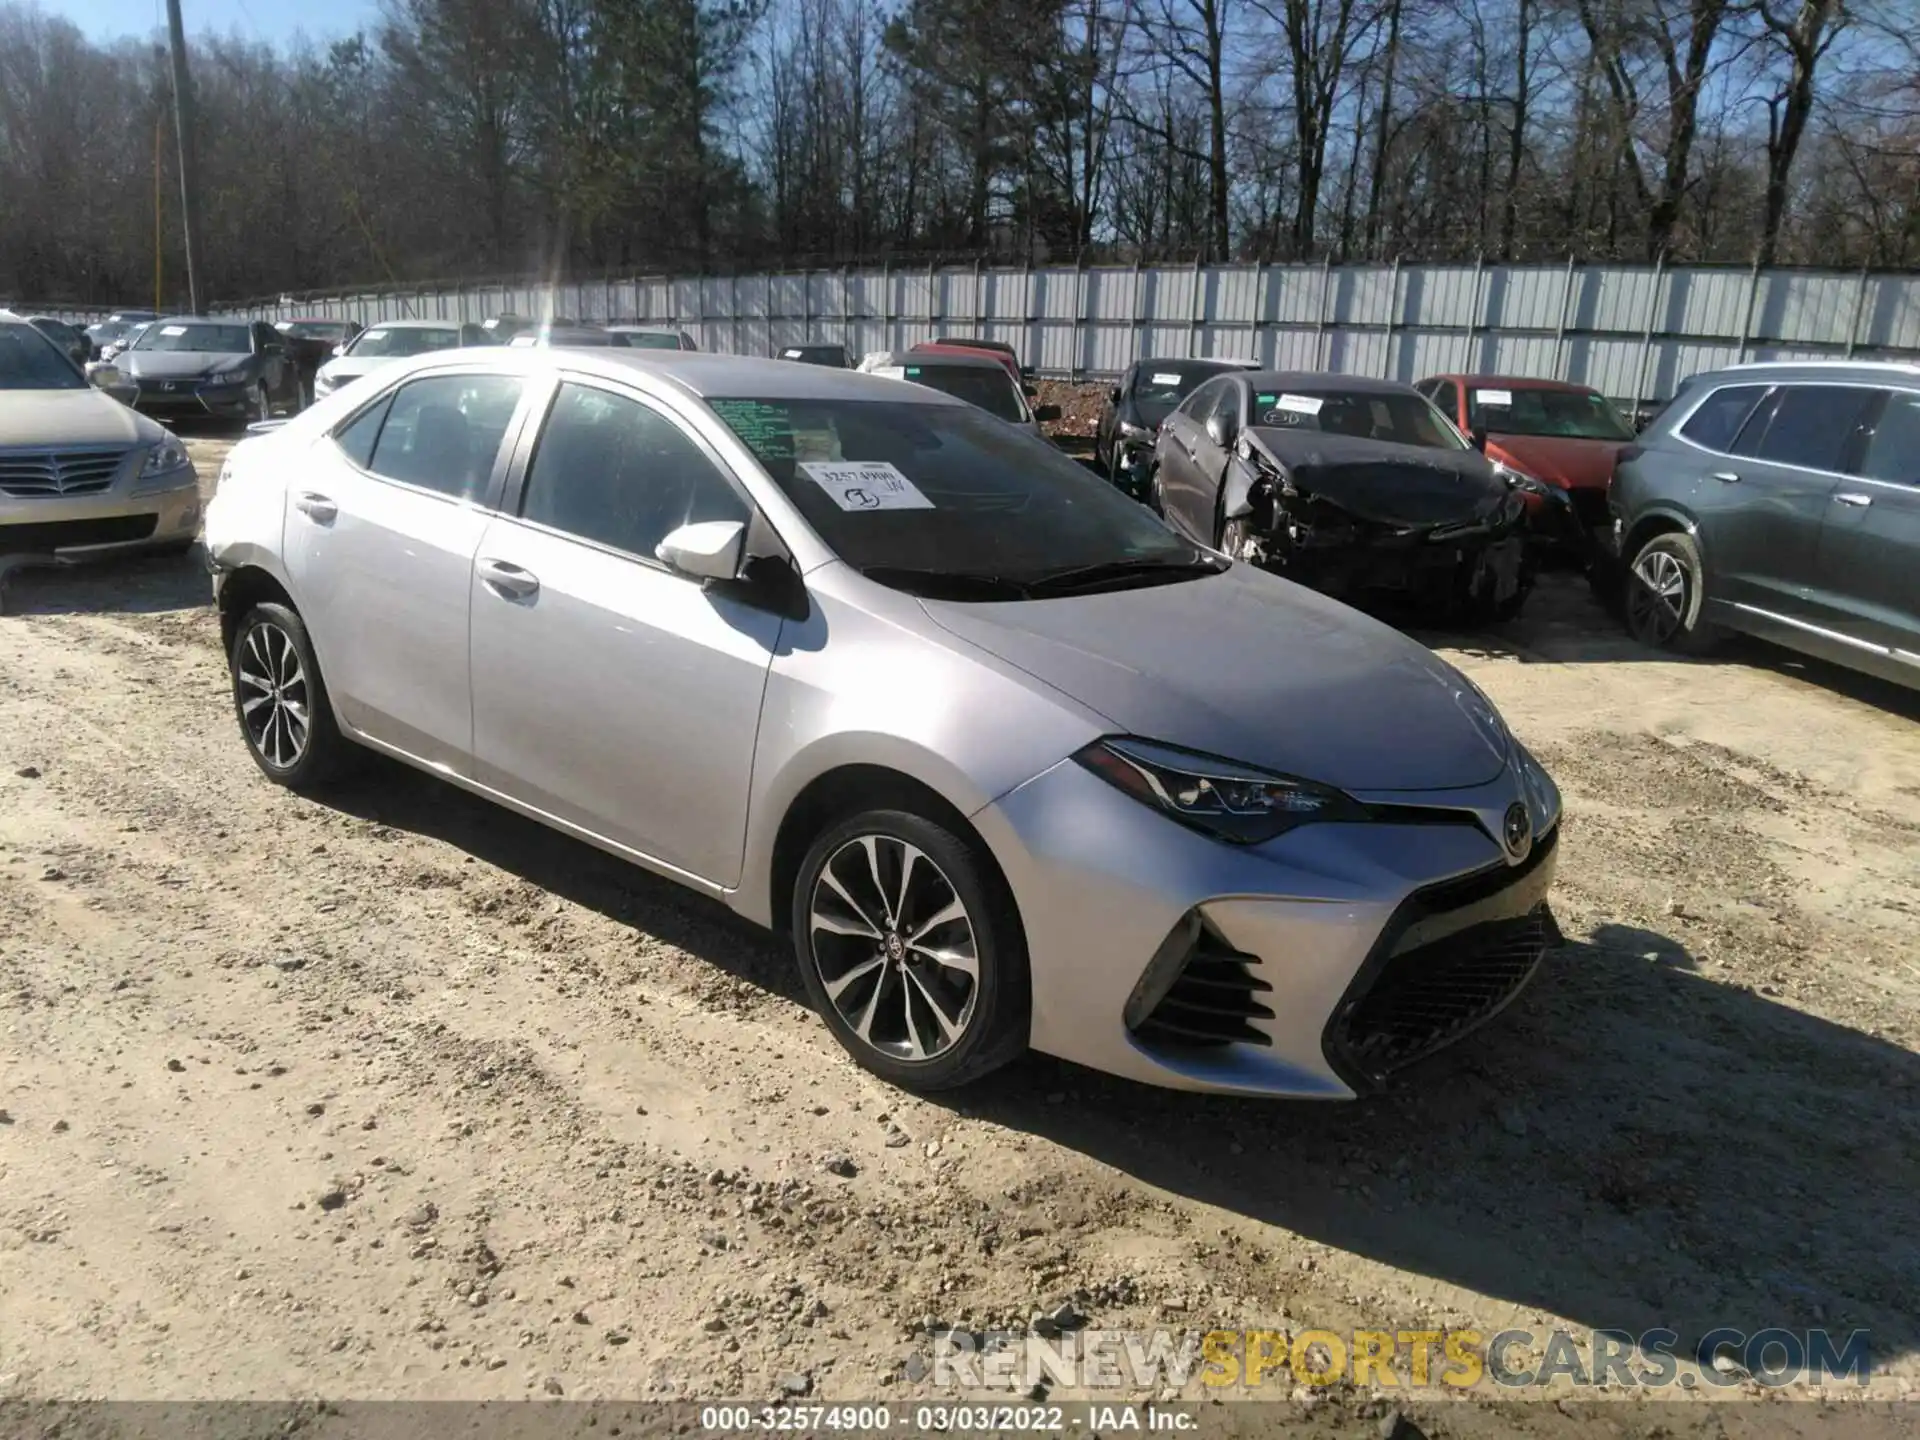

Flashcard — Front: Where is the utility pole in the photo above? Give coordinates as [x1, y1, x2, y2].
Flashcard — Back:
[164, 0, 203, 313]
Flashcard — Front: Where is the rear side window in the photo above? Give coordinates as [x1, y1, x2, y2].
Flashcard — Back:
[1859, 390, 1920, 485]
[1432, 381, 1460, 421]
[366, 374, 524, 500]
[1739, 385, 1879, 473]
[1679, 385, 1767, 451]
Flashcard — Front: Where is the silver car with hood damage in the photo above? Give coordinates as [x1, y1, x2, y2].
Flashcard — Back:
[0, 313, 200, 557]
[202, 349, 1562, 1099]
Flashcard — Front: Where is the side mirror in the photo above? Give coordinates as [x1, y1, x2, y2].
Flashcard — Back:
[656, 519, 745, 583]
[1205, 414, 1235, 449]
[1469, 425, 1488, 451]
[1033, 404, 1062, 423]
[331, 344, 346, 357]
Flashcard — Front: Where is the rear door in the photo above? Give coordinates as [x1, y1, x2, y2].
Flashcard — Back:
[1804, 386, 1920, 664]
[467, 378, 783, 886]
[283, 369, 530, 771]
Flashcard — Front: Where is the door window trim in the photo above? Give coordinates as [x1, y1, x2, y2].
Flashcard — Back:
[497, 373, 761, 578]
[323, 364, 540, 512]
[1670, 379, 1883, 481]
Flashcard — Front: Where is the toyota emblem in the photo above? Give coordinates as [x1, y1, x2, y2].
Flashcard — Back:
[1502, 802, 1533, 862]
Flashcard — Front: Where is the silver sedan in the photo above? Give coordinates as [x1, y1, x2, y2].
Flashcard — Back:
[201, 349, 1562, 1098]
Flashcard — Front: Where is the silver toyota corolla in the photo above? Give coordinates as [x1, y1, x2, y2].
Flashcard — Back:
[202, 349, 1562, 1098]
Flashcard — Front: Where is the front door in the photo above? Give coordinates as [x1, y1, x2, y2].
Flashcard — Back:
[467, 378, 783, 887]
[283, 370, 527, 771]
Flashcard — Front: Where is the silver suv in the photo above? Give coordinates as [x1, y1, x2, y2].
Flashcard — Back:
[1611, 361, 1919, 690]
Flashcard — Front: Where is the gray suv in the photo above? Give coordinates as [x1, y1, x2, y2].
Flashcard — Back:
[1610, 361, 1919, 691]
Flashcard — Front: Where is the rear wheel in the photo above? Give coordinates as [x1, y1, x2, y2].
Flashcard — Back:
[791, 808, 1029, 1091]
[1624, 531, 1721, 654]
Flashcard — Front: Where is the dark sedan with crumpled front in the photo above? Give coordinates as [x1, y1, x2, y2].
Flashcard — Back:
[119, 318, 301, 428]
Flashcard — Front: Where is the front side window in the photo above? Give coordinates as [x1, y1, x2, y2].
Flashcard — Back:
[707, 396, 1211, 596]
[334, 395, 393, 469]
[1179, 377, 1228, 420]
[1432, 381, 1461, 422]
[897, 363, 1025, 423]
[1678, 384, 1767, 452]
[365, 373, 524, 500]
[520, 382, 749, 560]
[0, 325, 86, 390]
[135, 322, 251, 354]
[1247, 387, 1466, 450]
[1859, 390, 1920, 485]
[1739, 385, 1879, 472]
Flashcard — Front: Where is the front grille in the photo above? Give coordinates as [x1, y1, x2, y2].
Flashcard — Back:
[1566, 487, 1611, 531]
[0, 447, 130, 498]
[0, 513, 158, 554]
[1132, 922, 1275, 1049]
[1329, 907, 1551, 1082]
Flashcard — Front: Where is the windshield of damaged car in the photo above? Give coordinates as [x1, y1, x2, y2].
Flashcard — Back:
[134, 323, 250, 354]
[1250, 389, 1466, 449]
[708, 397, 1212, 596]
[895, 364, 1026, 424]
[1468, 386, 1635, 441]
[348, 326, 462, 358]
[0, 324, 87, 389]
[1131, 363, 1234, 423]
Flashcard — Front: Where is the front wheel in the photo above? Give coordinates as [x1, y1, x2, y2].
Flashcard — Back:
[229, 602, 355, 790]
[1623, 531, 1721, 654]
[791, 809, 1029, 1091]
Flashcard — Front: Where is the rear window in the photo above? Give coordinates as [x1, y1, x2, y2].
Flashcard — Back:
[1678, 385, 1768, 451]
[899, 364, 1025, 423]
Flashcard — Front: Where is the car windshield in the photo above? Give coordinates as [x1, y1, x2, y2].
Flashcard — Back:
[896, 364, 1025, 423]
[1131, 363, 1238, 424]
[617, 331, 682, 350]
[135, 322, 250, 354]
[1250, 387, 1466, 449]
[88, 321, 130, 343]
[348, 326, 462, 358]
[1467, 385, 1635, 441]
[281, 321, 352, 341]
[0, 325, 87, 389]
[708, 396, 1211, 594]
[546, 330, 615, 347]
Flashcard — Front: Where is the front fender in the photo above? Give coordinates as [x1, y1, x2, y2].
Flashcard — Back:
[1220, 454, 1261, 521]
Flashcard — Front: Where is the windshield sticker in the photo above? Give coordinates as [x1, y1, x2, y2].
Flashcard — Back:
[800, 460, 933, 512]
[708, 399, 797, 461]
[781, 349, 802, 358]
[363, 330, 389, 342]
[1274, 393, 1323, 415]
[1475, 388, 1514, 407]
[1149, 372, 1183, 386]
[158, 324, 187, 337]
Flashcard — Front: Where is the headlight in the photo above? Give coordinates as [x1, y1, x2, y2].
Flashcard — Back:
[1074, 736, 1366, 845]
[133, 436, 192, 491]
[1492, 460, 1551, 495]
[207, 368, 249, 385]
[1514, 740, 1562, 834]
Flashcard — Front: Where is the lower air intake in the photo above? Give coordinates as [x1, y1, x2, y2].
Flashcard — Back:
[1132, 921, 1275, 1049]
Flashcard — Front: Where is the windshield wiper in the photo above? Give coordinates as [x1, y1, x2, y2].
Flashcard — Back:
[858, 566, 1034, 600]
[1022, 556, 1227, 597]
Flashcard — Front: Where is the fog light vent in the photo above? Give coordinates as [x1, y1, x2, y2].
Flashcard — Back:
[1127, 912, 1274, 1049]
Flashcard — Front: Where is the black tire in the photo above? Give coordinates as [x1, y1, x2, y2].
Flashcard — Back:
[790, 807, 1029, 1091]
[228, 601, 355, 791]
[1587, 553, 1626, 618]
[1623, 530, 1722, 654]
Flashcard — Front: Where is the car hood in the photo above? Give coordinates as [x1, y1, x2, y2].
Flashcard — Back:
[123, 349, 250, 379]
[920, 564, 1510, 792]
[0, 389, 155, 447]
[1486, 433, 1625, 490]
[1246, 428, 1506, 526]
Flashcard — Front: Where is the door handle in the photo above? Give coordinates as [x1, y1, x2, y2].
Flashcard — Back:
[293, 492, 337, 523]
[477, 557, 540, 599]
[1834, 492, 1873, 508]
[1709, 471, 1741, 484]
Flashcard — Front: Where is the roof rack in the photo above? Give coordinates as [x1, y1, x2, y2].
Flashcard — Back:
[1717, 359, 1920, 376]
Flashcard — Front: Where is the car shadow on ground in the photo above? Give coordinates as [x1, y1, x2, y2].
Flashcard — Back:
[0, 546, 210, 617]
[310, 754, 1919, 1374]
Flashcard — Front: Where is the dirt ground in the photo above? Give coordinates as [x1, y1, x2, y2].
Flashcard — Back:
[2, 427, 1918, 1433]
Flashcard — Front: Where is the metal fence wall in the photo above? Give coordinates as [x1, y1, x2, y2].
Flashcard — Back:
[215, 260, 1918, 401]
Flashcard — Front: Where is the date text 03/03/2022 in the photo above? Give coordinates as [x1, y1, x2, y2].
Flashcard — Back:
[699, 1403, 1199, 1432]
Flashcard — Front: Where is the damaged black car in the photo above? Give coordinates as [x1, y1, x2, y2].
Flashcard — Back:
[1148, 371, 1571, 621]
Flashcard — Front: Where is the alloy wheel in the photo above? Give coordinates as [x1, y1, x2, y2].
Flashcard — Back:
[1626, 546, 1688, 645]
[237, 621, 311, 770]
[254, 384, 271, 423]
[1218, 517, 1257, 563]
[807, 834, 979, 1063]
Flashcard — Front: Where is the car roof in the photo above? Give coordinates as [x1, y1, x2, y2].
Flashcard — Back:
[360, 317, 464, 329]
[868, 349, 1008, 372]
[150, 315, 240, 326]
[387, 347, 968, 406]
[1428, 373, 1596, 393]
[1239, 371, 1417, 395]
[1686, 359, 1920, 383]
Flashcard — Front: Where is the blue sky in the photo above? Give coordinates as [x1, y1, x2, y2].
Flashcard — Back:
[42, 0, 382, 47]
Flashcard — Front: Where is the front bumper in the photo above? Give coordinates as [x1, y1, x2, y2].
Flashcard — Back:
[1109, 437, 1155, 497]
[971, 756, 1559, 1098]
[0, 473, 202, 556]
[132, 381, 255, 418]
